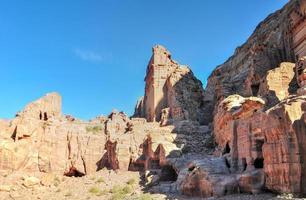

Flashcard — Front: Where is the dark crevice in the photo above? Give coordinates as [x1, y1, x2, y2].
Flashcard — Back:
[44, 112, 48, 121]
[251, 83, 260, 96]
[223, 142, 231, 155]
[255, 139, 264, 152]
[159, 165, 178, 182]
[254, 158, 264, 169]
[11, 127, 17, 141]
[188, 165, 196, 172]
[242, 158, 247, 171]
[225, 158, 231, 169]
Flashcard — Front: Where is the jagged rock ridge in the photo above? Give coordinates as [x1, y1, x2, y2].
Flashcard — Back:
[134, 45, 206, 125]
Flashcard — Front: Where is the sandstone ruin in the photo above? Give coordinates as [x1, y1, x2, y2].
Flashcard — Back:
[0, 0, 306, 199]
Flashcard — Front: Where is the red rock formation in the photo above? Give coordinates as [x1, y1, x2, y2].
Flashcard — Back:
[263, 95, 306, 194]
[291, 0, 306, 58]
[0, 93, 106, 175]
[213, 94, 306, 195]
[101, 111, 181, 171]
[134, 45, 206, 124]
[203, 0, 305, 123]
[179, 157, 238, 197]
[258, 62, 296, 107]
[296, 56, 306, 95]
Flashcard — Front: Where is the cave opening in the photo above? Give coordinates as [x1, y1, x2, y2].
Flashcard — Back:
[44, 112, 48, 121]
[159, 165, 178, 182]
[223, 142, 231, 155]
[39, 112, 42, 120]
[254, 158, 264, 169]
[251, 84, 260, 96]
[64, 167, 85, 177]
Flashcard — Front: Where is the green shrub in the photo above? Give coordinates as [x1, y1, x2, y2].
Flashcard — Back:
[86, 125, 103, 134]
[126, 178, 136, 185]
[97, 189, 108, 196]
[96, 177, 105, 183]
[110, 185, 133, 200]
[88, 186, 101, 194]
[122, 185, 132, 194]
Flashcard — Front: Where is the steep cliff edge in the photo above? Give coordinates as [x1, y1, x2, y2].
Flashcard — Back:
[134, 45, 206, 124]
[203, 0, 306, 123]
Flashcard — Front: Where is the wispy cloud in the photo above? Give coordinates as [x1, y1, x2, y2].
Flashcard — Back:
[74, 48, 105, 62]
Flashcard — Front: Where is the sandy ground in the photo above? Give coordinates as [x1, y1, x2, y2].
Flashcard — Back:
[0, 170, 303, 200]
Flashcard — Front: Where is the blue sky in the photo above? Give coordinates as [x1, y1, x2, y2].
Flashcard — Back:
[0, 0, 288, 120]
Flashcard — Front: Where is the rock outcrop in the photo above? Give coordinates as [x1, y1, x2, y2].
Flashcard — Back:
[0, 93, 106, 175]
[296, 56, 306, 95]
[134, 45, 206, 124]
[213, 94, 306, 195]
[0, 95, 188, 177]
[203, 0, 306, 123]
[0, 1, 305, 199]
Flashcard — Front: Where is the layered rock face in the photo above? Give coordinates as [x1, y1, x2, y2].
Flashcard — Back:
[134, 45, 206, 124]
[296, 56, 306, 95]
[203, 0, 306, 123]
[214, 94, 306, 195]
[0, 93, 106, 175]
[193, 0, 306, 197]
[0, 94, 188, 177]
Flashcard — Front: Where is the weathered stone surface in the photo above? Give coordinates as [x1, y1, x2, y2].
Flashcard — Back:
[22, 176, 40, 188]
[0, 93, 195, 179]
[0, 93, 106, 175]
[101, 111, 181, 172]
[134, 45, 206, 124]
[263, 95, 306, 194]
[178, 157, 238, 197]
[214, 94, 265, 153]
[296, 56, 306, 95]
[203, 0, 305, 123]
[259, 62, 296, 107]
[213, 94, 306, 195]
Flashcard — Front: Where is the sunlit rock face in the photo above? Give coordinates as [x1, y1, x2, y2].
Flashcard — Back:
[0, 95, 183, 176]
[0, 93, 107, 175]
[203, 0, 305, 123]
[213, 93, 306, 195]
[134, 45, 206, 124]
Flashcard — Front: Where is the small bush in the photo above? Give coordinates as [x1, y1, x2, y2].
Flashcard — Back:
[126, 178, 136, 185]
[86, 125, 103, 134]
[122, 185, 132, 194]
[97, 189, 108, 196]
[110, 185, 133, 200]
[111, 192, 126, 200]
[89, 186, 101, 194]
[96, 177, 105, 183]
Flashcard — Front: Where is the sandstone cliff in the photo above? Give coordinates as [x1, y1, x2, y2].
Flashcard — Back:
[0, 0, 305, 199]
[203, 0, 306, 123]
[134, 45, 206, 124]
